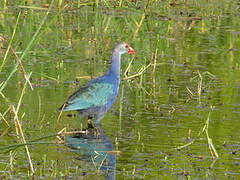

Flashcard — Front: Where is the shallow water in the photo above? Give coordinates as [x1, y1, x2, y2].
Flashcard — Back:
[1, 0, 240, 179]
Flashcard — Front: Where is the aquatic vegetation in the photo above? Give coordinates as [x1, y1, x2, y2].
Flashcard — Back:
[1, 0, 240, 179]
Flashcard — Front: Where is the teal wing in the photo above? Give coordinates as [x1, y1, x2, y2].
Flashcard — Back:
[61, 83, 114, 111]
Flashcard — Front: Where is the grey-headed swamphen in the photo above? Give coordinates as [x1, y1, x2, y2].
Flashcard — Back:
[59, 43, 135, 124]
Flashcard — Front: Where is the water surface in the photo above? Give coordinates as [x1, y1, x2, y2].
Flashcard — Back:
[0, 0, 240, 179]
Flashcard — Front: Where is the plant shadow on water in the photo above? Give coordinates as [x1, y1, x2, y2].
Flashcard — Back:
[59, 121, 117, 180]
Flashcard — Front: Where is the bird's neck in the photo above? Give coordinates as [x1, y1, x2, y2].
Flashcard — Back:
[108, 51, 121, 78]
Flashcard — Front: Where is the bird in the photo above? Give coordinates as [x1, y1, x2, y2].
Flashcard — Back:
[59, 42, 135, 124]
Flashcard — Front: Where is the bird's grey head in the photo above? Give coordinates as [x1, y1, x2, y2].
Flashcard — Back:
[113, 43, 136, 55]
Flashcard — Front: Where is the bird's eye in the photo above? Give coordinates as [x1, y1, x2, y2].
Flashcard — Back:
[125, 44, 129, 48]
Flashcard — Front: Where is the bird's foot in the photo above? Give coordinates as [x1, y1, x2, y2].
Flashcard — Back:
[86, 119, 101, 137]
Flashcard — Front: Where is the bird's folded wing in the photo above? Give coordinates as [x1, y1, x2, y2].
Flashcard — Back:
[62, 83, 114, 111]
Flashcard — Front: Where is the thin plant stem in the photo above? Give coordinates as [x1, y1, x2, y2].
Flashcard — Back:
[37, 91, 41, 122]
[8, 40, 33, 90]
[123, 57, 135, 77]
[0, 106, 11, 127]
[133, 13, 146, 39]
[11, 72, 34, 173]
[197, 70, 202, 105]
[124, 62, 151, 80]
[0, 112, 10, 127]
[119, 83, 124, 131]
[0, 0, 55, 93]
[0, 12, 21, 72]
[176, 108, 219, 161]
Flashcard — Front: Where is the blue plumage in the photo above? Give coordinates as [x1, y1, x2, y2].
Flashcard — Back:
[59, 43, 135, 123]
[63, 82, 114, 111]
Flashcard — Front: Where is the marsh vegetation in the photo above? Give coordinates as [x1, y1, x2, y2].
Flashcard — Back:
[1, 0, 240, 179]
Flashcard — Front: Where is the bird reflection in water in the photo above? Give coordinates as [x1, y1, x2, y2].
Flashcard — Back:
[58, 121, 117, 180]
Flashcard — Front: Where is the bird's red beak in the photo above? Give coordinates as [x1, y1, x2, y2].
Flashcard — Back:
[128, 46, 136, 54]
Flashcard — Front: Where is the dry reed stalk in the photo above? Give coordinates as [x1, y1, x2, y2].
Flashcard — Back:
[0, 0, 55, 94]
[0, 127, 10, 138]
[152, 48, 158, 75]
[12, 106, 35, 174]
[123, 57, 135, 77]
[10, 72, 34, 173]
[123, 62, 151, 80]
[0, 106, 11, 127]
[0, 12, 20, 72]
[177, 109, 219, 161]
[57, 103, 66, 123]
[197, 70, 203, 104]
[18, 5, 49, 10]
[133, 13, 146, 39]
[202, 111, 219, 159]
